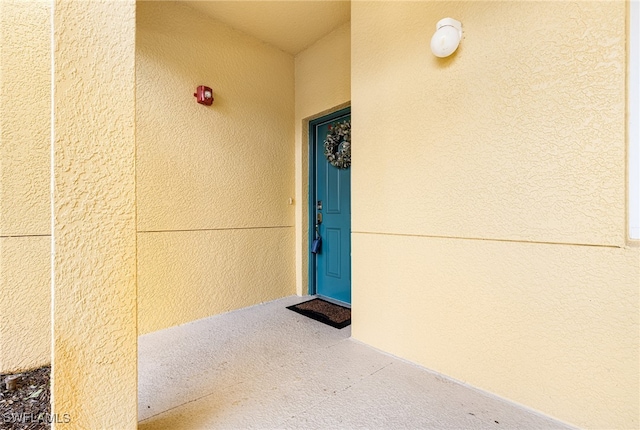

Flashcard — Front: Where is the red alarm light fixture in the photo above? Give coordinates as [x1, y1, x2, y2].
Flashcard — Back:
[194, 85, 214, 106]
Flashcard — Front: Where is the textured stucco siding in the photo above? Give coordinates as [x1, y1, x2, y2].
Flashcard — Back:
[0, 237, 51, 372]
[52, 1, 137, 427]
[353, 234, 639, 429]
[138, 228, 295, 334]
[351, 2, 639, 428]
[0, 0, 51, 373]
[136, 2, 296, 334]
[352, 1, 625, 247]
[0, 0, 51, 236]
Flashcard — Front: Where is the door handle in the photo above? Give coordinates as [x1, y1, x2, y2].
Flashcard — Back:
[316, 212, 323, 225]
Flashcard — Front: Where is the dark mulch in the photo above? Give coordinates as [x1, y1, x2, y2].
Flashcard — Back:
[0, 366, 50, 429]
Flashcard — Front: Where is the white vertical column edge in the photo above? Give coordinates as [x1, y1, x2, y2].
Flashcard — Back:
[629, 1, 640, 239]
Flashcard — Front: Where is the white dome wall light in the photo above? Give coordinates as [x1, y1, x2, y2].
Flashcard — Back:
[430, 18, 462, 58]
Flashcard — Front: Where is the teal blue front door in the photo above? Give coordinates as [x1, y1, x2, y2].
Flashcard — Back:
[310, 108, 351, 304]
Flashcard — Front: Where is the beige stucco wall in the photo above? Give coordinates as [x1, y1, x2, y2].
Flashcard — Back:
[136, 2, 295, 334]
[52, 1, 137, 427]
[294, 22, 351, 295]
[0, 237, 50, 373]
[0, 0, 51, 373]
[351, 2, 639, 429]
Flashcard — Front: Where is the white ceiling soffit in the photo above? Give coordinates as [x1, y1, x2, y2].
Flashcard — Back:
[182, 1, 351, 55]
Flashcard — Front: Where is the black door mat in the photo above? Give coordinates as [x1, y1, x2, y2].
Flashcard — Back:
[287, 298, 351, 329]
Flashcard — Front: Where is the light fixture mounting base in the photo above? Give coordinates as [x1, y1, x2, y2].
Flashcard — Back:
[435, 17, 462, 35]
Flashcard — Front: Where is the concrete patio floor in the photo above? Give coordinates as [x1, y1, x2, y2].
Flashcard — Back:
[138, 296, 574, 430]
